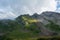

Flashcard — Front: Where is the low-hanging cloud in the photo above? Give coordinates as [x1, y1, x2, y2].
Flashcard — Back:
[0, 0, 57, 19]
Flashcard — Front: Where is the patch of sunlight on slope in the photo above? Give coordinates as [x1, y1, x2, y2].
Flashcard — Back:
[22, 16, 41, 23]
[22, 16, 27, 20]
[22, 16, 42, 27]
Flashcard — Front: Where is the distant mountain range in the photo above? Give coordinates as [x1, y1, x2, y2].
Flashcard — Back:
[0, 11, 60, 39]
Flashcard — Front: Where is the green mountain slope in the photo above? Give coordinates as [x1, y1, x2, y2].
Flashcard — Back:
[0, 11, 60, 40]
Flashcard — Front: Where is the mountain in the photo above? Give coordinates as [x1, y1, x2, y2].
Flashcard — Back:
[0, 11, 60, 40]
[32, 11, 60, 35]
[32, 11, 60, 24]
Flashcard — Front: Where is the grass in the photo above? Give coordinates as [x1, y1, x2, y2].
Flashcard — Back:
[1, 32, 60, 40]
[4, 36, 60, 40]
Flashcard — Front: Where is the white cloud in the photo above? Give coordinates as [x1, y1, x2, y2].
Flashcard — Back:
[21, 0, 57, 14]
[56, 0, 60, 13]
[0, 0, 57, 19]
[0, 7, 17, 19]
[0, 13, 8, 19]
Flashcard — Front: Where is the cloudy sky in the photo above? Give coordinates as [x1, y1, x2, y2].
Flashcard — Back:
[0, 0, 59, 19]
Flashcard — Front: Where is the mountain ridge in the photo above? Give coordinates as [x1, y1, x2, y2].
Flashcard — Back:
[0, 11, 60, 39]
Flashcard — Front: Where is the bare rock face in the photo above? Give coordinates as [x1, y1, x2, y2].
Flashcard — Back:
[31, 11, 60, 36]
[40, 11, 60, 25]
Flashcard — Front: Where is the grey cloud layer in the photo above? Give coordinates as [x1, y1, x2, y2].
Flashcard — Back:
[0, 0, 57, 19]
